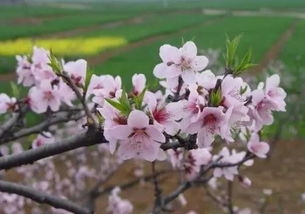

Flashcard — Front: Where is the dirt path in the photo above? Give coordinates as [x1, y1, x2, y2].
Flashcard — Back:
[252, 19, 300, 74]
[0, 72, 16, 82]
[87, 16, 224, 66]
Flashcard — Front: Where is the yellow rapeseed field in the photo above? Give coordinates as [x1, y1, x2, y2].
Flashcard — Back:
[0, 37, 127, 56]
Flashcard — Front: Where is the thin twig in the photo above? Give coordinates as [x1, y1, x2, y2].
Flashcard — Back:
[0, 180, 92, 214]
[95, 170, 169, 198]
[59, 73, 96, 127]
[204, 186, 228, 208]
[227, 181, 234, 214]
[0, 111, 84, 145]
[152, 162, 162, 207]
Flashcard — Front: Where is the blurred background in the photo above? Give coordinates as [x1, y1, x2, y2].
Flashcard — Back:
[1, 0, 305, 213]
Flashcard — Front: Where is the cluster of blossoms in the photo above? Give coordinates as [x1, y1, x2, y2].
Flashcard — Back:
[97, 41, 285, 179]
[14, 47, 84, 113]
[0, 120, 120, 214]
[0, 40, 286, 213]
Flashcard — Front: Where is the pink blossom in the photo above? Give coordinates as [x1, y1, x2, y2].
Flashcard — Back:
[145, 92, 182, 135]
[247, 134, 269, 158]
[30, 47, 56, 83]
[11, 142, 24, 154]
[108, 110, 165, 161]
[16, 55, 35, 87]
[178, 194, 187, 206]
[91, 75, 122, 106]
[184, 107, 226, 147]
[107, 187, 133, 214]
[32, 132, 55, 149]
[0, 93, 16, 114]
[196, 70, 217, 90]
[249, 89, 274, 130]
[154, 41, 209, 84]
[186, 211, 197, 214]
[167, 148, 184, 169]
[64, 59, 87, 87]
[58, 80, 75, 106]
[265, 74, 286, 111]
[0, 146, 9, 156]
[263, 189, 273, 196]
[249, 74, 286, 130]
[238, 175, 252, 188]
[132, 73, 146, 95]
[28, 80, 61, 113]
[180, 88, 207, 125]
[221, 76, 249, 125]
[87, 74, 105, 96]
[31, 46, 50, 65]
[213, 147, 246, 181]
[236, 208, 252, 214]
[184, 148, 212, 180]
[98, 103, 127, 153]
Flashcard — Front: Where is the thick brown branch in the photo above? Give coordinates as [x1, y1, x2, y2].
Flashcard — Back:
[0, 127, 106, 170]
[0, 180, 92, 214]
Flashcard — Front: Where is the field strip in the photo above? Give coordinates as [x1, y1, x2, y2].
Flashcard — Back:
[0, 72, 15, 82]
[37, 15, 154, 39]
[201, 9, 305, 19]
[252, 19, 300, 74]
[0, 14, 222, 82]
[87, 16, 225, 66]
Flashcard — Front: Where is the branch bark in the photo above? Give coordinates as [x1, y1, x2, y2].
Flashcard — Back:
[0, 180, 92, 214]
[0, 127, 106, 170]
[0, 111, 84, 145]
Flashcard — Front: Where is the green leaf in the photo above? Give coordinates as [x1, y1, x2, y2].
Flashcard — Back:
[181, 37, 185, 46]
[105, 98, 124, 112]
[210, 88, 222, 107]
[234, 49, 256, 76]
[225, 35, 241, 69]
[134, 88, 147, 110]
[106, 91, 132, 116]
[239, 85, 248, 95]
[10, 82, 20, 98]
[48, 50, 63, 74]
[84, 68, 93, 92]
[224, 35, 255, 76]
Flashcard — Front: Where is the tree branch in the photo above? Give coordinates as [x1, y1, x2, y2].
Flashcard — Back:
[0, 180, 92, 214]
[59, 73, 96, 127]
[0, 113, 20, 137]
[0, 111, 84, 145]
[151, 155, 254, 213]
[227, 181, 234, 214]
[0, 127, 106, 170]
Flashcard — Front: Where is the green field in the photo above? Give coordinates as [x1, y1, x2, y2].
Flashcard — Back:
[0, 0, 304, 138]
[92, 16, 294, 87]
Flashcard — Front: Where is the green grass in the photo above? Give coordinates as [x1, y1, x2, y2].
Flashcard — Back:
[279, 20, 305, 69]
[74, 0, 305, 12]
[0, 4, 81, 20]
[0, 14, 133, 41]
[0, 14, 215, 74]
[276, 20, 305, 138]
[77, 14, 215, 42]
[92, 16, 294, 88]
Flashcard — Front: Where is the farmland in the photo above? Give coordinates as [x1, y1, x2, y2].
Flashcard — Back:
[1, 1, 305, 213]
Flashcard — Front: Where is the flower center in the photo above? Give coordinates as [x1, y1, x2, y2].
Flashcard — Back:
[153, 108, 169, 123]
[44, 91, 54, 101]
[203, 114, 217, 126]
